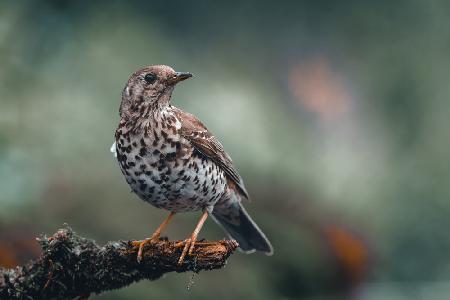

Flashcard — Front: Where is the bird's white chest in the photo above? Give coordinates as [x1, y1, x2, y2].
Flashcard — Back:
[115, 110, 226, 212]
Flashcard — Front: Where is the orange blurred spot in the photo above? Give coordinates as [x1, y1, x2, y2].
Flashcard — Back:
[289, 57, 351, 120]
[0, 228, 42, 268]
[324, 225, 368, 283]
[0, 246, 17, 268]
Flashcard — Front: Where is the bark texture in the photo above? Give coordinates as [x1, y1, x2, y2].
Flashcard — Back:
[0, 227, 238, 299]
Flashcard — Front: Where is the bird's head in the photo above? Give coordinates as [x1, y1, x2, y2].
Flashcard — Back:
[120, 65, 192, 117]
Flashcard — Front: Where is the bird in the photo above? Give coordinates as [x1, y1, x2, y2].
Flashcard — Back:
[112, 65, 273, 264]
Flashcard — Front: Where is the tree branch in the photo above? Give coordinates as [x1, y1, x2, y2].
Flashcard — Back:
[0, 226, 238, 299]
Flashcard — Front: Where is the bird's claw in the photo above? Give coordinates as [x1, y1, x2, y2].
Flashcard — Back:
[132, 237, 159, 263]
[177, 238, 197, 265]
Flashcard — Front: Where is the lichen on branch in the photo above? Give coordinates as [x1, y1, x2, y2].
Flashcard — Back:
[0, 226, 238, 300]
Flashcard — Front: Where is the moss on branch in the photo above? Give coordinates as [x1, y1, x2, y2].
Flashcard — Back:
[0, 226, 238, 299]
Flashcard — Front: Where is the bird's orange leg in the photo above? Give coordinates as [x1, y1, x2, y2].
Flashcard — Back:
[177, 210, 209, 265]
[133, 212, 175, 262]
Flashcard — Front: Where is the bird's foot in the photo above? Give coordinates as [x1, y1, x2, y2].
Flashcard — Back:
[175, 238, 197, 265]
[175, 210, 209, 266]
[132, 236, 160, 263]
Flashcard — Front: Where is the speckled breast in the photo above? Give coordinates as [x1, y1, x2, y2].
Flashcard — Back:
[115, 110, 227, 212]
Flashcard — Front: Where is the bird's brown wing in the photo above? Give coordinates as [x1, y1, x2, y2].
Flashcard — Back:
[173, 107, 249, 199]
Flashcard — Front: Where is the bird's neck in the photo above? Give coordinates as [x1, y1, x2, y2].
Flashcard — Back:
[121, 100, 175, 134]
[121, 86, 174, 118]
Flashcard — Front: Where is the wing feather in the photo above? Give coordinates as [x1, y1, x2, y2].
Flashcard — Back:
[173, 107, 249, 199]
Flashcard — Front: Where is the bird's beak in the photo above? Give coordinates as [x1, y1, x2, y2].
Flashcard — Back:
[171, 72, 193, 83]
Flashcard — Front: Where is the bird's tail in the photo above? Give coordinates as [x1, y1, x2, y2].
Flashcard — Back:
[211, 196, 273, 255]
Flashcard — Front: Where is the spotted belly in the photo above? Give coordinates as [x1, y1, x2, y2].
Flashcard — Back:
[116, 142, 227, 213]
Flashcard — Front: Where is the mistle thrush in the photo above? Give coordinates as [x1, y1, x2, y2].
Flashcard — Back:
[112, 65, 273, 264]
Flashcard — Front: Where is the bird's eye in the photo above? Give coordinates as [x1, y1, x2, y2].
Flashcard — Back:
[144, 73, 157, 84]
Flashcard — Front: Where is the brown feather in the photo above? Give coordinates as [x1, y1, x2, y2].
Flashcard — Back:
[172, 107, 249, 199]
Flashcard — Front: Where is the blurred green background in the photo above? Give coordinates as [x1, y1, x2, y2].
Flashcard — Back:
[1, 0, 450, 299]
